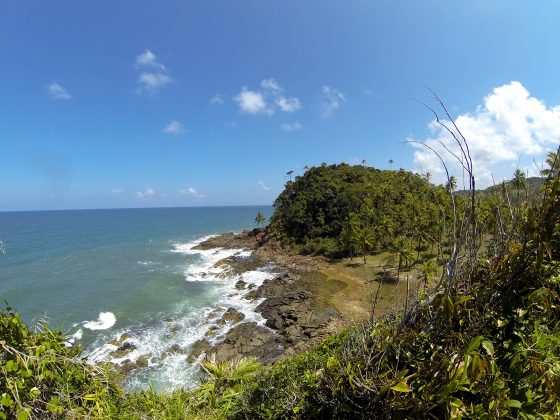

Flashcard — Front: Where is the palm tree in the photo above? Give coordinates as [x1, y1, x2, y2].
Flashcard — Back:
[286, 170, 294, 181]
[420, 259, 438, 289]
[389, 159, 394, 167]
[357, 228, 375, 265]
[512, 169, 527, 200]
[254, 212, 266, 227]
[445, 175, 457, 193]
[387, 236, 413, 279]
[341, 212, 360, 260]
[361, 159, 367, 165]
[542, 149, 560, 178]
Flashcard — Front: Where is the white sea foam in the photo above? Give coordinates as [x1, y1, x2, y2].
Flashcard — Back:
[72, 328, 83, 340]
[85, 236, 278, 391]
[83, 312, 116, 330]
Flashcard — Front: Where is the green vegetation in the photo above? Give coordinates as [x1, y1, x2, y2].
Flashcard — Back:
[269, 164, 451, 260]
[3, 155, 560, 418]
[254, 211, 266, 227]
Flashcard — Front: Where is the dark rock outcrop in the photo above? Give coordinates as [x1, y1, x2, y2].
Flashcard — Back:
[217, 308, 245, 325]
[207, 322, 282, 365]
[187, 339, 212, 363]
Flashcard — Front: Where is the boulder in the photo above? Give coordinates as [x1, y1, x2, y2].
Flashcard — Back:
[110, 341, 136, 359]
[186, 339, 211, 363]
[217, 308, 245, 325]
[207, 322, 283, 365]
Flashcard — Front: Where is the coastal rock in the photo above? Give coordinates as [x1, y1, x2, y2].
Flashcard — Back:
[217, 307, 245, 325]
[136, 355, 149, 368]
[193, 230, 263, 250]
[206, 307, 224, 320]
[235, 280, 247, 290]
[207, 322, 282, 365]
[187, 339, 211, 363]
[108, 333, 132, 347]
[114, 353, 150, 375]
[169, 324, 182, 334]
[165, 343, 184, 355]
[205, 325, 219, 337]
[110, 341, 136, 359]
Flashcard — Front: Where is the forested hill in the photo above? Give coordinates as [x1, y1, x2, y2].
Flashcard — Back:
[269, 163, 450, 257]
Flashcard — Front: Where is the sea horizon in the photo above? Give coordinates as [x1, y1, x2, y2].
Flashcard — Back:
[0, 203, 273, 214]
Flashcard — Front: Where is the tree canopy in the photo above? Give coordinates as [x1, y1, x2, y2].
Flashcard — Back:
[269, 163, 450, 257]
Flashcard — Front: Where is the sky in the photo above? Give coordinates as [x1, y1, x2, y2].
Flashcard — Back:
[1, 1, 560, 211]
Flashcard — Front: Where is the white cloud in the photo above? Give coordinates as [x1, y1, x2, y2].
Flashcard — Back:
[210, 94, 225, 105]
[46, 82, 72, 100]
[410, 81, 560, 188]
[276, 96, 301, 112]
[179, 186, 205, 198]
[321, 86, 346, 118]
[163, 119, 186, 135]
[234, 79, 301, 116]
[258, 180, 271, 191]
[111, 187, 124, 193]
[135, 50, 166, 70]
[280, 122, 302, 132]
[136, 187, 155, 200]
[260, 78, 282, 92]
[137, 73, 172, 94]
[234, 88, 272, 115]
[135, 50, 172, 94]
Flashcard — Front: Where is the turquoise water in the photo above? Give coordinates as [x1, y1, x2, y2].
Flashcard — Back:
[0, 206, 274, 390]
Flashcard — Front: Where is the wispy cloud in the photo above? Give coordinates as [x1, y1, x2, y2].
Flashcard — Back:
[320, 85, 346, 118]
[280, 122, 302, 132]
[111, 187, 124, 194]
[363, 88, 383, 98]
[46, 82, 72, 100]
[179, 186, 205, 199]
[135, 50, 166, 70]
[257, 180, 271, 191]
[234, 78, 301, 116]
[136, 187, 156, 200]
[210, 94, 225, 105]
[135, 50, 172, 94]
[163, 119, 186, 135]
[410, 81, 560, 188]
[276, 96, 301, 112]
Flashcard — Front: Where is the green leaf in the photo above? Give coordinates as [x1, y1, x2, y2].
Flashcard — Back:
[507, 399, 522, 408]
[482, 340, 494, 356]
[466, 336, 484, 354]
[0, 393, 14, 408]
[390, 381, 411, 393]
[17, 411, 29, 420]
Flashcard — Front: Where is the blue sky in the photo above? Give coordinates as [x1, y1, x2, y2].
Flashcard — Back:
[1, 1, 560, 211]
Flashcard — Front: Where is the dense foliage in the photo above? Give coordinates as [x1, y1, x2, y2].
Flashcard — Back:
[0, 308, 121, 419]
[269, 164, 450, 258]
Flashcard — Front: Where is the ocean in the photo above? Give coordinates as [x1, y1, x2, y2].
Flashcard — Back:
[0, 206, 274, 391]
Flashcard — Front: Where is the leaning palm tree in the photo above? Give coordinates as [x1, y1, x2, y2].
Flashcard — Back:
[254, 212, 266, 227]
[542, 149, 560, 178]
[511, 169, 527, 200]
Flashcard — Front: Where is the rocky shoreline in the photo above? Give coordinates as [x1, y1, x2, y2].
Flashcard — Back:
[105, 229, 356, 378]
[187, 229, 342, 365]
